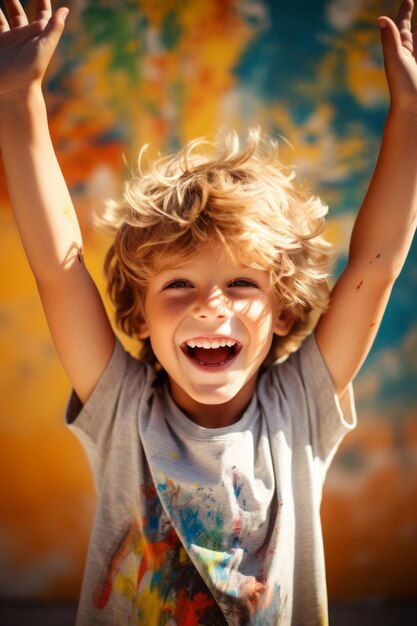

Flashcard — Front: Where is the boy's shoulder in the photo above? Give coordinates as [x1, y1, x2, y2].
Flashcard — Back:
[66, 337, 156, 428]
[257, 331, 356, 451]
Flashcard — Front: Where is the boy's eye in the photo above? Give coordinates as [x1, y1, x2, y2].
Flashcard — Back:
[228, 279, 259, 288]
[163, 279, 193, 289]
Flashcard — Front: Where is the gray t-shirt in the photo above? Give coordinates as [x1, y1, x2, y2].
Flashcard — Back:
[66, 333, 356, 626]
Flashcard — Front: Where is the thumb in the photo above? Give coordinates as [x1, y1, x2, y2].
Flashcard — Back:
[40, 7, 69, 49]
[378, 16, 404, 59]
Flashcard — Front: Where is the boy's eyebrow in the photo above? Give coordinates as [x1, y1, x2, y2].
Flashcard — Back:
[157, 262, 262, 272]
[154, 265, 189, 275]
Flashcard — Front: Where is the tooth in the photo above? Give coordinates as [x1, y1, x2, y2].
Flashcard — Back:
[225, 340, 236, 347]
[211, 340, 220, 348]
[187, 341, 196, 348]
[196, 341, 204, 348]
[219, 339, 226, 347]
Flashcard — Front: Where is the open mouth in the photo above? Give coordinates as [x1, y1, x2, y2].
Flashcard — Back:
[181, 338, 242, 367]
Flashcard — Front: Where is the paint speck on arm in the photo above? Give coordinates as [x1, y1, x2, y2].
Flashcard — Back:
[356, 280, 363, 290]
[369, 253, 382, 264]
[369, 322, 376, 328]
[63, 205, 76, 225]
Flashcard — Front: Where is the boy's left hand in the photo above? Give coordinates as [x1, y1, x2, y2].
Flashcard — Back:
[379, 0, 417, 115]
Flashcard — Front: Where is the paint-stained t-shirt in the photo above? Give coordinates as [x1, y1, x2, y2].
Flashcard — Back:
[66, 333, 356, 626]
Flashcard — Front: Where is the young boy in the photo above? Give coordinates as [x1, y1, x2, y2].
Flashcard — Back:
[1, 0, 416, 624]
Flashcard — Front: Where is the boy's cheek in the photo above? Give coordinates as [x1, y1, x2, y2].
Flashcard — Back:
[232, 298, 271, 320]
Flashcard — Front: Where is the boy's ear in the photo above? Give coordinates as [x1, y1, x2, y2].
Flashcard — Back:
[136, 325, 150, 339]
[134, 300, 150, 339]
[273, 309, 295, 337]
[136, 318, 150, 339]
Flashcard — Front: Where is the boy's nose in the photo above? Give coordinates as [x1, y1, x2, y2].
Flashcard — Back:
[192, 289, 231, 320]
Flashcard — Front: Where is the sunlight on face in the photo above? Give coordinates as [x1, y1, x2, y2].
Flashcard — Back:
[141, 244, 290, 426]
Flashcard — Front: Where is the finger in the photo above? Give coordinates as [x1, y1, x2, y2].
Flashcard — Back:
[34, 0, 52, 22]
[0, 7, 11, 33]
[379, 1, 414, 57]
[3, 0, 29, 28]
[395, 0, 413, 33]
[393, 0, 415, 55]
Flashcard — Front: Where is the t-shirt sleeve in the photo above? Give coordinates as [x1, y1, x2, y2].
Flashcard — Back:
[65, 338, 150, 487]
[269, 332, 357, 472]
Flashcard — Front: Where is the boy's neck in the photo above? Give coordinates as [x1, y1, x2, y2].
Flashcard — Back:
[168, 375, 258, 429]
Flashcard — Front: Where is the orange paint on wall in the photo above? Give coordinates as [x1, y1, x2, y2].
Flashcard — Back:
[323, 417, 417, 600]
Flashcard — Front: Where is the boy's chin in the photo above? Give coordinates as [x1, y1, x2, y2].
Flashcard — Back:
[168, 375, 257, 418]
[175, 382, 243, 405]
[188, 387, 242, 406]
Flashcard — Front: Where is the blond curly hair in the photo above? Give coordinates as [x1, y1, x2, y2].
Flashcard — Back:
[99, 128, 331, 365]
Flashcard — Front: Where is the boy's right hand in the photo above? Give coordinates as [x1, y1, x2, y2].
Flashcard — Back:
[0, 0, 68, 102]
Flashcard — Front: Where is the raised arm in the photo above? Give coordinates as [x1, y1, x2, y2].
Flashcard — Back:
[0, 0, 115, 403]
[315, 0, 417, 396]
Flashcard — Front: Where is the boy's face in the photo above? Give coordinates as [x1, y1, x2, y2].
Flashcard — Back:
[139, 244, 293, 426]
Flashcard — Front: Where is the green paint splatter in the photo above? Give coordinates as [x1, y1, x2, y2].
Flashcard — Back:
[161, 10, 182, 50]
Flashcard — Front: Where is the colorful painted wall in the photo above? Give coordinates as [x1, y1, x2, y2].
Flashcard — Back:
[1, 0, 416, 603]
